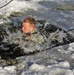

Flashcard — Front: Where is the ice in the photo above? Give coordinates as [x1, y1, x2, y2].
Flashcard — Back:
[59, 61, 70, 68]
[49, 68, 73, 75]
[30, 0, 72, 2]
[73, 69, 74, 75]
[0, 0, 74, 75]
[0, 0, 46, 17]
[19, 42, 74, 75]
[21, 63, 74, 75]
[0, 63, 72, 75]
[71, 54, 74, 59]
[29, 63, 47, 71]
[0, 66, 17, 75]
[0, 0, 72, 18]
[4, 66, 17, 74]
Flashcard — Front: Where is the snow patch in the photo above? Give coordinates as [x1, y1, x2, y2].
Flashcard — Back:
[0, 0, 46, 17]
[29, 63, 47, 71]
[4, 66, 17, 74]
[59, 61, 70, 68]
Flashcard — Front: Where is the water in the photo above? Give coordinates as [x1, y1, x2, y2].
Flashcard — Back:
[0, 0, 74, 55]
[0, 0, 74, 73]
[0, 0, 74, 75]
